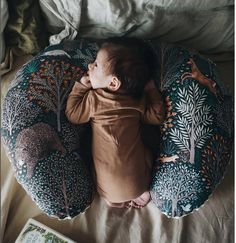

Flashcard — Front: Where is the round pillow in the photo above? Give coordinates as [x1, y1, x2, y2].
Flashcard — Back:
[1, 39, 100, 219]
[149, 42, 233, 218]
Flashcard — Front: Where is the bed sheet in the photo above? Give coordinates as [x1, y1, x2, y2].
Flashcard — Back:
[1, 52, 234, 243]
[39, 0, 233, 53]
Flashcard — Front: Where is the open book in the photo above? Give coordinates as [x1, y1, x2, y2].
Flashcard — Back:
[15, 218, 77, 243]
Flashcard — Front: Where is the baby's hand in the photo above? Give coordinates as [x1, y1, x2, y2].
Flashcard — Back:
[80, 75, 92, 88]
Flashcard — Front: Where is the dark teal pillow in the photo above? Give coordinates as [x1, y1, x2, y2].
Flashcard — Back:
[1, 39, 233, 219]
[1, 39, 100, 219]
[149, 42, 233, 218]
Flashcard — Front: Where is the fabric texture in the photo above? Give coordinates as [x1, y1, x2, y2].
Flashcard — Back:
[39, 0, 233, 53]
[39, 0, 82, 44]
[4, 0, 48, 56]
[149, 42, 233, 217]
[1, 41, 234, 243]
[1, 39, 233, 221]
[0, 47, 14, 76]
[66, 81, 164, 202]
[1, 40, 100, 219]
[0, 0, 9, 62]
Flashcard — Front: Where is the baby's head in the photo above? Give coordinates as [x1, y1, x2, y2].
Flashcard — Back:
[88, 37, 156, 99]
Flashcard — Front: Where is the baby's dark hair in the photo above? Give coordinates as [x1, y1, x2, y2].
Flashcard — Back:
[101, 37, 157, 99]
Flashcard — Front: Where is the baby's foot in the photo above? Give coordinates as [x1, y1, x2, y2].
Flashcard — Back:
[103, 191, 151, 209]
[127, 191, 151, 209]
[104, 198, 127, 208]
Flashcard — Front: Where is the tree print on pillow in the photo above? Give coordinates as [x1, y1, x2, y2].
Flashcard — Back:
[169, 82, 213, 164]
[1, 39, 99, 218]
[19, 152, 94, 219]
[2, 89, 41, 136]
[15, 123, 66, 179]
[150, 42, 233, 218]
[201, 134, 232, 191]
[151, 162, 205, 217]
[1, 39, 233, 218]
[154, 43, 184, 91]
[212, 97, 233, 137]
[27, 60, 83, 132]
[71, 41, 99, 68]
[51, 39, 99, 70]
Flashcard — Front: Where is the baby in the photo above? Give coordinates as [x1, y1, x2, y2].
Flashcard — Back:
[66, 38, 165, 208]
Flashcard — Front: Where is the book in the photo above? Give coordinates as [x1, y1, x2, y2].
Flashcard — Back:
[15, 218, 77, 243]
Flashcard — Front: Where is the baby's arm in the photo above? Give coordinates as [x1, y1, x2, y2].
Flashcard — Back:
[142, 80, 165, 125]
[65, 76, 93, 124]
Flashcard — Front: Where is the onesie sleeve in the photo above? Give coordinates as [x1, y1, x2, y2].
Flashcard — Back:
[65, 81, 93, 124]
[141, 88, 165, 125]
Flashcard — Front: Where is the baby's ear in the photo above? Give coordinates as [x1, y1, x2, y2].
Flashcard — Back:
[108, 76, 121, 91]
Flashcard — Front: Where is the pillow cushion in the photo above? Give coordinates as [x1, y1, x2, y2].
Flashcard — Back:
[1, 39, 233, 219]
[149, 41, 233, 218]
[1, 39, 100, 219]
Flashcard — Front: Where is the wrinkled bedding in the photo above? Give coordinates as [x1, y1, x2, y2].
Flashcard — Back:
[40, 0, 234, 53]
[1, 0, 234, 242]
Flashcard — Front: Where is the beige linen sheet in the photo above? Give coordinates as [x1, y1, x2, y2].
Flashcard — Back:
[39, 0, 233, 53]
[1, 53, 234, 243]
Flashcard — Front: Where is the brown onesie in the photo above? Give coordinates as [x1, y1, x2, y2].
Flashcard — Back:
[66, 82, 164, 202]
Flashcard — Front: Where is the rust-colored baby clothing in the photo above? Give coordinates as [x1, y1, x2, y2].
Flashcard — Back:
[66, 82, 164, 202]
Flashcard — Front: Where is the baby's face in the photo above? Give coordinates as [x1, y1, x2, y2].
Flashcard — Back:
[88, 48, 113, 89]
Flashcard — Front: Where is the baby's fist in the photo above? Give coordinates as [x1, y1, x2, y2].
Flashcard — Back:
[80, 75, 92, 88]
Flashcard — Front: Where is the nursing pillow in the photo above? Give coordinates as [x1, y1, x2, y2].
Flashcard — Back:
[1, 39, 99, 219]
[1, 39, 233, 219]
[150, 42, 233, 218]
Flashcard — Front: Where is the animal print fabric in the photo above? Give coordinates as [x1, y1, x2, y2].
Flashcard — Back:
[1, 39, 233, 219]
[149, 42, 233, 218]
[1, 39, 100, 219]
